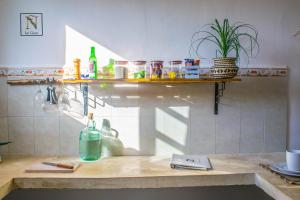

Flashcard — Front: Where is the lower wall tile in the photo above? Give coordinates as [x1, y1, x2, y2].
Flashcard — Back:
[59, 116, 85, 156]
[0, 117, 8, 154]
[0, 78, 8, 117]
[34, 117, 60, 155]
[111, 116, 140, 155]
[8, 85, 36, 117]
[1, 77, 289, 156]
[240, 103, 265, 153]
[8, 117, 34, 155]
[190, 114, 216, 154]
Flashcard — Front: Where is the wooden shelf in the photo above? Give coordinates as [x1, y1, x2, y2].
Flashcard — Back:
[62, 78, 241, 84]
[7, 78, 241, 85]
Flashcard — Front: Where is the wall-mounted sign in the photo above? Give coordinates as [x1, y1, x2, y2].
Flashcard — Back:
[20, 13, 43, 36]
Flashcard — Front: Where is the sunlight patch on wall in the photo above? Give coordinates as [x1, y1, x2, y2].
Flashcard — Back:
[169, 106, 190, 119]
[111, 116, 140, 151]
[65, 25, 125, 68]
[155, 107, 188, 155]
[155, 138, 184, 155]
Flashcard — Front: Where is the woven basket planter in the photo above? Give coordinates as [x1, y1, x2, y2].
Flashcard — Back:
[210, 58, 239, 79]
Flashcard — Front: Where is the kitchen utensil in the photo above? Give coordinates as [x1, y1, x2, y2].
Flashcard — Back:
[286, 150, 300, 171]
[270, 163, 300, 177]
[34, 80, 45, 108]
[42, 162, 74, 169]
[26, 162, 80, 173]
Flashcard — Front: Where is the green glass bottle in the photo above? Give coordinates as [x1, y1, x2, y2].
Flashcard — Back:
[89, 47, 98, 79]
[79, 113, 101, 161]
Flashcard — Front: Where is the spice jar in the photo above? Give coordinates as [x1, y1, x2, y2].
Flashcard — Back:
[130, 60, 147, 79]
[73, 58, 81, 80]
[168, 60, 182, 79]
[150, 60, 163, 79]
[114, 60, 128, 79]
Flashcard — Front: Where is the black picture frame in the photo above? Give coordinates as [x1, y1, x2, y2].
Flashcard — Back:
[20, 13, 43, 36]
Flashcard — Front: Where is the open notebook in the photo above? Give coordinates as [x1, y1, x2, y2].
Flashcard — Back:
[170, 154, 212, 170]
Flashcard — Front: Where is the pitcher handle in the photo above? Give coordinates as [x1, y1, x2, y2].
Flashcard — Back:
[111, 128, 119, 138]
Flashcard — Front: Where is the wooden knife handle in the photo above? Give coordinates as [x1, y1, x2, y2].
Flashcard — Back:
[57, 163, 74, 169]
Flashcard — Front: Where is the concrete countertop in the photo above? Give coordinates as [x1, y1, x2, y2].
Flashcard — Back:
[0, 153, 299, 200]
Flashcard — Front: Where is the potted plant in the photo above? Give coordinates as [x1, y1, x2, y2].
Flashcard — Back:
[190, 18, 259, 79]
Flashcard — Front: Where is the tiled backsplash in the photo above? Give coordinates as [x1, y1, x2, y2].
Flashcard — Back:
[0, 74, 288, 156]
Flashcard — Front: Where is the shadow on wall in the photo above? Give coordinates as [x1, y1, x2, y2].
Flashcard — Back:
[62, 83, 197, 156]
[58, 25, 287, 156]
[63, 25, 193, 156]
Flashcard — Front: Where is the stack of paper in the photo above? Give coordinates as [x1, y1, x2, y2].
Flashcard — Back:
[170, 154, 212, 170]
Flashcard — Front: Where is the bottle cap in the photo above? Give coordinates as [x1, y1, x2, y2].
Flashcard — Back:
[73, 58, 81, 63]
[88, 113, 94, 120]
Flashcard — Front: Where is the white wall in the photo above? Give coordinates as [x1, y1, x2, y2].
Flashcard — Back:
[0, 0, 299, 149]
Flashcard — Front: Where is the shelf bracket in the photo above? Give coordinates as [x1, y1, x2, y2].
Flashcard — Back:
[214, 82, 226, 115]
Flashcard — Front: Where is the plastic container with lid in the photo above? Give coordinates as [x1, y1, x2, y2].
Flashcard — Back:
[130, 60, 147, 79]
[114, 60, 128, 79]
[150, 60, 163, 79]
[168, 60, 182, 79]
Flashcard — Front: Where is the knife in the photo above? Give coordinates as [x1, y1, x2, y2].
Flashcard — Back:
[42, 162, 74, 169]
[0, 141, 11, 146]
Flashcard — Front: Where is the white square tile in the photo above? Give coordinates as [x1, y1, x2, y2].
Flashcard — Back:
[111, 116, 140, 155]
[264, 94, 287, 152]
[138, 114, 156, 155]
[0, 77, 8, 117]
[155, 107, 190, 155]
[215, 84, 241, 154]
[240, 107, 265, 153]
[8, 117, 34, 155]
[8, 85, 36, 116]
[0, 117, 8, 154]
[34, 117, 60, 155]
[59, 116, 85, 156]
[216, 106, 240, 154]
[190, 113, 216, 154]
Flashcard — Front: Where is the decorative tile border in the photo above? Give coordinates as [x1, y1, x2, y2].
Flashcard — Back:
[0, 66, 288, 77]
[238, 67, 288, 77]
[7, 68, 64, 76]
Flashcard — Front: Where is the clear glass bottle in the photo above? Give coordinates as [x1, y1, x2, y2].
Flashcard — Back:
[79, 113, 101, 161]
